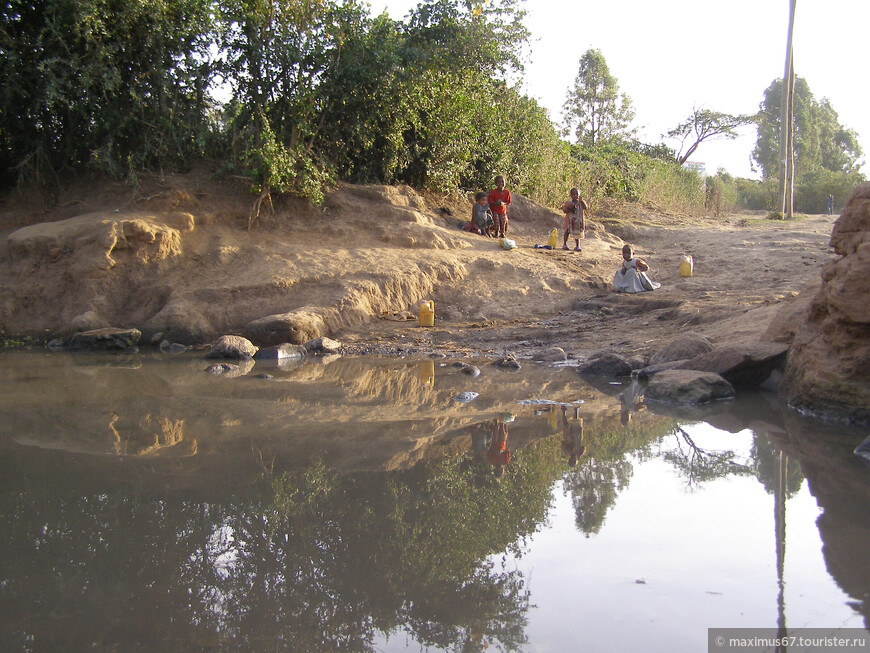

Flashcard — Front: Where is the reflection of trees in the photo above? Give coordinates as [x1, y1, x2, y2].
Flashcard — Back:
[563, 457, 634, 535]
[657, 426, 805, 497]
[752, 432, 804, 499]
[663, 426, 754, 489]
[560, 416, 672, 536]
[0, 441, 565, 652]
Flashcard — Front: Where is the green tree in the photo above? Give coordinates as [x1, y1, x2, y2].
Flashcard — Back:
[666, 107, 755, 166]
[0, 0, 216, 186]
[562, 48, 635, 148]
[404, 0, 529, 76]
[752, 76, 863, 180]
[219, 0, 370, 204]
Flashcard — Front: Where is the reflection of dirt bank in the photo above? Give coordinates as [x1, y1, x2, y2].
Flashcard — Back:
[0, 352, 654, 479]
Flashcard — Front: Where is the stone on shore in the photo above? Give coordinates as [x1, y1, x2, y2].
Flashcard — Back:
[537, 347, 568, 362]
[648, 332, 714, 366]
[677, 343, 789, 389]
[67, 327, 141, 351]
[577, 352, 633, 377]
[645, 370, 735, 404]
[253, 343, 308, 361]
[246, 309, 326, 346]
[304, 337, 342, 354]
[204, 335, 258, 360]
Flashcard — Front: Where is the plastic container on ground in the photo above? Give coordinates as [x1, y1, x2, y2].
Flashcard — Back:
[680, 255, 694, 277]
[547, 228, 559, 248]
[418, 300, 435, 327]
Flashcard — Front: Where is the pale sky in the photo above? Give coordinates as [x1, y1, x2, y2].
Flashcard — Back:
[375, 0, 869, 180]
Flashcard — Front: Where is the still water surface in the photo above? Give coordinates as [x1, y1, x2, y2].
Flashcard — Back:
[0, 350, 868, 652]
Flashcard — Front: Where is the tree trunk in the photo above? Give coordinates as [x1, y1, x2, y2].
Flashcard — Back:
[786, 54, 795, 219]
[778, 0, 797, 216]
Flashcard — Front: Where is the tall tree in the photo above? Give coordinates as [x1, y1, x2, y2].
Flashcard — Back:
[752, 76, 863, 180]
[666, 107, 755, 166]
[0, 0, 216, 185]
[562, 48, 635, 148]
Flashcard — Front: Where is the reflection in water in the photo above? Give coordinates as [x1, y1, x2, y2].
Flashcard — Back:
[0, 351, 868, 651]
[560, 406, 586, 467]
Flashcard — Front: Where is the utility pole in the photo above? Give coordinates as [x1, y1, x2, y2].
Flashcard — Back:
[778, 0, 797, 217]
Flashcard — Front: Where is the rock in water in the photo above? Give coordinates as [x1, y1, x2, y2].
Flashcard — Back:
[67, 328, 141, 351]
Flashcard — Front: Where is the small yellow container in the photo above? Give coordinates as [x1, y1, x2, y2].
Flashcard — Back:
[419, 300, 435, 327]
[680, 255, 694, 277]
[547, 228, 559, 248]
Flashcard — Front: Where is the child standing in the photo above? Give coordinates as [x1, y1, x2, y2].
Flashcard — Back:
[488, 175, 512, 239]
[560, 187, 588, 251]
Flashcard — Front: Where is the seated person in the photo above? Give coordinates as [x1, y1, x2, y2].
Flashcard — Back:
[613, 244, 661, 293]
[464, 191, 495, 236]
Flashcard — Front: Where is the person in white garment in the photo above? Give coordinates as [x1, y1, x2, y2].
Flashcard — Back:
[613, 244, 661, 293]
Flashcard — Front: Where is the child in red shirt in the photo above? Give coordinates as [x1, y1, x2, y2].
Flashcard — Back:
[488, 175, 512, 239]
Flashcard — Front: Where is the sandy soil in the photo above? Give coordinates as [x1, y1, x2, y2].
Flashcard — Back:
[0, 170, 837, 363]
[334, 197, 835, 363]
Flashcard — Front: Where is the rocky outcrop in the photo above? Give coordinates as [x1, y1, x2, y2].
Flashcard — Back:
[6, 211, 194, 274]
[780, 183, 870, 424]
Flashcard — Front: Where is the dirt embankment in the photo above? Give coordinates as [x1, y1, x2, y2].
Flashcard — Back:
[0, 170, 837, 364]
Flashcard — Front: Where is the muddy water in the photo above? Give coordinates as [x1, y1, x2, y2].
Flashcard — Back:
[0, 350, 868, 652]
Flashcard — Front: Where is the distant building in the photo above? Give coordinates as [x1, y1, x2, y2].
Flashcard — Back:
[683, 162, 706, 177]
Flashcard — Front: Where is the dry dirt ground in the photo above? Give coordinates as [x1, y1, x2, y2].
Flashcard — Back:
[0, 170, 836, 362]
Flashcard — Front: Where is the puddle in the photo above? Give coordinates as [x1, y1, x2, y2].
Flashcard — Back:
[0, 350, 868, 651]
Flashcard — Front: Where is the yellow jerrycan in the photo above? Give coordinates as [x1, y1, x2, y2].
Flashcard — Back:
[547, 228, 559, 248]
[680, 255, 694, 277]
[419, 300, 435, 327]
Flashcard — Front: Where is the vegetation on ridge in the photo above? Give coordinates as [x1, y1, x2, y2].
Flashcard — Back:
[1, 0, 863, 215]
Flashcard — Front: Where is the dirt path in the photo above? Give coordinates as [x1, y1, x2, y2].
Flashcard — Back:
[337, 211, 837, 362]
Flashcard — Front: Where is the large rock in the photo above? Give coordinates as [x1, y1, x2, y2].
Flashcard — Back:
[645, 370, 735, 404]
[140, 300, 213, 345]
[637, 359, 689, 379]
[67, 327, 141, 351]
[780, 183, 870, 424]
[245, 308, 326, 346]
[648, 332, 714, 366]
[678, 343, 789, 389]
[577, 352, 633, 377]
[204, 335, 258, 360]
